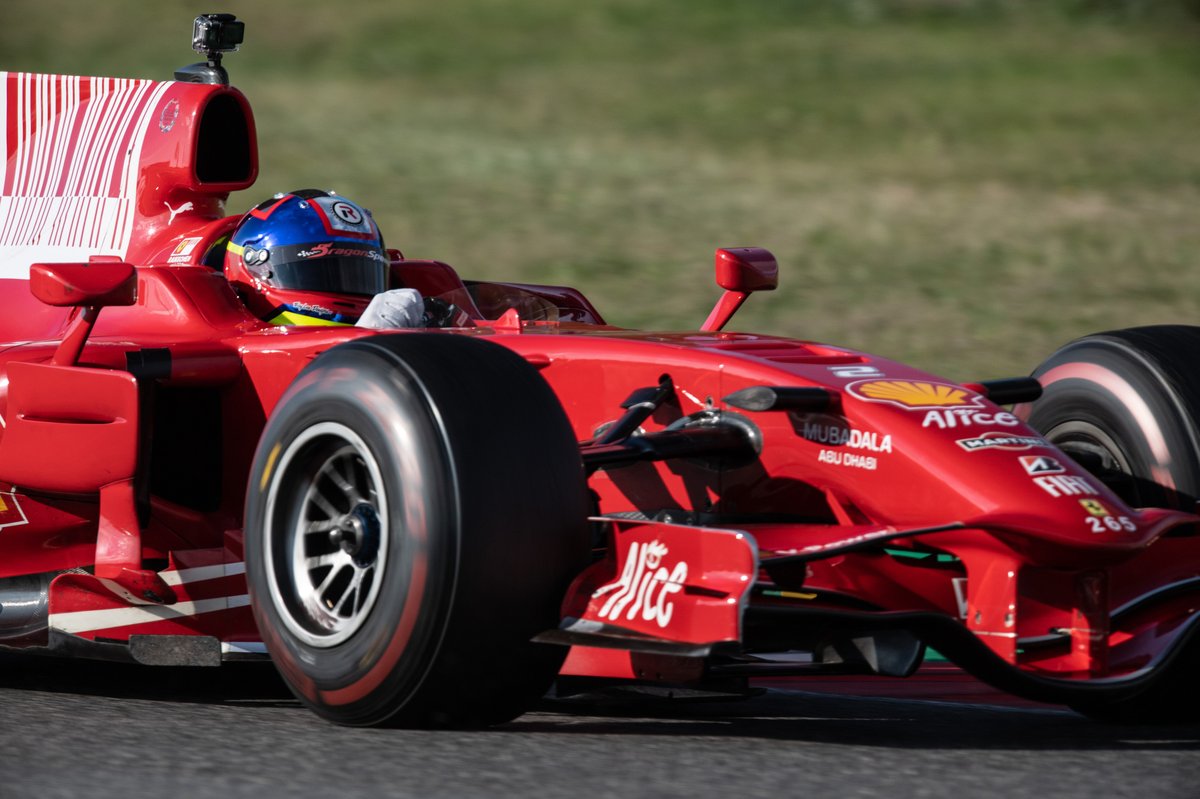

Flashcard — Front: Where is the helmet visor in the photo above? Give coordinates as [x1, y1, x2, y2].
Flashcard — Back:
[264, 243, 389, 296]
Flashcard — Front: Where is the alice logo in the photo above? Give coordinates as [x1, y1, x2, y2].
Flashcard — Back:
[593, 539, 688, 629]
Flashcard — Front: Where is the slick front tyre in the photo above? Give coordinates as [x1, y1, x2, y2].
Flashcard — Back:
[1020, 326, 1200, 510]
[1021, 326, 1200, 723]
[244, 334, 590, 727]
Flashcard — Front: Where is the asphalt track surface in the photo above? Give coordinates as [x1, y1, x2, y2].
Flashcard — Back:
[1, 654, 1197, 799]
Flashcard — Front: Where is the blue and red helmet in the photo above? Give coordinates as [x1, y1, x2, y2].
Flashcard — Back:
[224, 189, 389, 325]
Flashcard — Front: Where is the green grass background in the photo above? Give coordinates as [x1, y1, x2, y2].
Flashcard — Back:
[3, 1, 1198, 380]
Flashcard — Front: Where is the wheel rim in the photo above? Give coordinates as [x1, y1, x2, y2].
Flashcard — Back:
[264, 421, 390, 648]
[1044, 420, 1138, 503]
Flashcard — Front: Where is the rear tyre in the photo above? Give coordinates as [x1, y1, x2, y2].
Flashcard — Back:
[1021, 325, 1200, 723]
[244, 334, 589, 727]
[1020, 326, 1200, 509]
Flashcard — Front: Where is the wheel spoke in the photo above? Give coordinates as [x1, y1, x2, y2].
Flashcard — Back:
[314, 562, 345, 599]
[305, 550, 350, 570]
[323, 457, 363, 506]
[307, 485, 341, 520]
[269, 422, 389, 648]
[334, 567, 369, 616]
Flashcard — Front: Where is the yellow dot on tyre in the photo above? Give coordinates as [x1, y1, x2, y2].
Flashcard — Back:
[260, 442, 282, 492]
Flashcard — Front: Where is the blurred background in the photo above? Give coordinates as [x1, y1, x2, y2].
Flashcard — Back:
[2, 0, 1198, 379]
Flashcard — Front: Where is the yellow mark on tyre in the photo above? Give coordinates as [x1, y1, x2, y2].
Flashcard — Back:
[260, 442, 282, 492]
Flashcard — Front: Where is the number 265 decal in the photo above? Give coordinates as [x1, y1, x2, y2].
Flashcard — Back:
[1085, 515, 1136, 533]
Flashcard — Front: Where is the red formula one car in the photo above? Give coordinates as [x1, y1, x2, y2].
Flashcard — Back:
[0, 15, 1197, 726]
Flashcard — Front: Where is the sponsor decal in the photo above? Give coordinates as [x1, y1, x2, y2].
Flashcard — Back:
[166, 235, 202, 263]
[1033, 474, 1099, 498]
[331, 201, 364, 226]
[288, 302, 335, 318]
[296, 243, 385, 261]
[0, 75, 172, 280]
[1088, 516, 1135, 532]
[1087, 515, 1136, 533]
[0, 492, 29, 531]
[922, 409, 1020, 429]
[1079, 500, 1136, 532]
[165, 201, 195, 226]
[171, 237, 199, 256]
[801, 419, 893, 453]
[828, 365, 883, 379]
[849, 380, 982, 410]
[956, 432, 1045, 452]
[593, 540, 687, 629]
[1019, 455, 1065, 476]
[817, 449, 877, 471]
[313, 196, 376, 236]
[159, 98, 180, 132]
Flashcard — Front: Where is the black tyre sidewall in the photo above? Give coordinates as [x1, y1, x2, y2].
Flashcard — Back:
[386, 336, 590, 725]
[1024, 326, 1200, 509]
[245, 333, 590, 727]
[245, 343, 459, 726]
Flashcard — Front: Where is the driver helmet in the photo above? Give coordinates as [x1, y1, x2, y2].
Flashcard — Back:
[224, 189, 389, 325]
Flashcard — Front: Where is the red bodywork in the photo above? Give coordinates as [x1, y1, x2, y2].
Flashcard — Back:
[1, 70, 1198, 706]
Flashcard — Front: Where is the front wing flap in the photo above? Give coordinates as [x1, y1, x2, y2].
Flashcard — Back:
[536, 518, 758, 656]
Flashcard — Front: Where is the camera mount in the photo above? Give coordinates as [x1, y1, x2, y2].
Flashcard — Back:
[174, 13, 245, 85]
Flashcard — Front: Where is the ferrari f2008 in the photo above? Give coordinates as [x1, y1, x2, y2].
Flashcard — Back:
[0, 15, 1197, 726]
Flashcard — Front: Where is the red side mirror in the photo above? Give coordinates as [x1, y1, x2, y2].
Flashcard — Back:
[702, 247, 779, 332]
[715, 247, 778, 293]
[30, 261, 137, 307]
[30, 261, 137, 366]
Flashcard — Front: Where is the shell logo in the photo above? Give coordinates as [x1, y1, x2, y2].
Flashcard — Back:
[848, 379, 983, 410]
